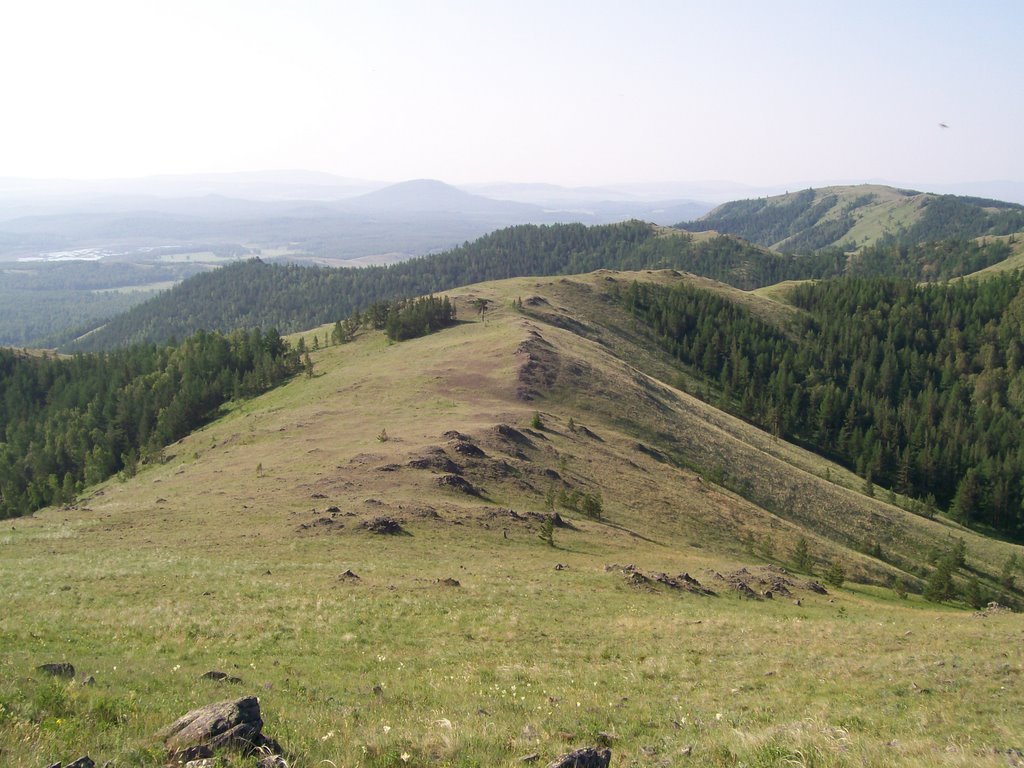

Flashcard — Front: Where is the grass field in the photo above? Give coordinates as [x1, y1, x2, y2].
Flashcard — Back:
[2, 271, 1022, 768]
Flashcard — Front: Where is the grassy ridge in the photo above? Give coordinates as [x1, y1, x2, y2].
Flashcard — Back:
[2, 271, 1022, 766]
[682, 185, 1024, 253]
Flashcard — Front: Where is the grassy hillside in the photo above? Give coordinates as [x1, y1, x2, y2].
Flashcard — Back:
[2, 271, 1021, 767]
[681, 185, 1024, 253]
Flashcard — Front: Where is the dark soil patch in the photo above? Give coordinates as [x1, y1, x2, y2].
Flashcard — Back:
[515, 333, 559, 401]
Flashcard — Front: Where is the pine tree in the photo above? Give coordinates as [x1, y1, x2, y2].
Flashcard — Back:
[792, 536, 812, 573]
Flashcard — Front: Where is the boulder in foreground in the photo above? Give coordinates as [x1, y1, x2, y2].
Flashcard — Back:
[161, 696, 281, 758]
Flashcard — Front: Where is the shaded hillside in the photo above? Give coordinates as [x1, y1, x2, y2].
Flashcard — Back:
[65, 223, 789, 350]
[680, 185, 1024, 252]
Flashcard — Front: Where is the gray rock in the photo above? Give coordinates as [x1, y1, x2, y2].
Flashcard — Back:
[161, 696, 266, 755]
[37, 662, 75, 678]
[546, 747, 612, 768]
[66, 758, 95, 768]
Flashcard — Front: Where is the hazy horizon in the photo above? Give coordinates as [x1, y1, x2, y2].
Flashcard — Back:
[2, 1, 1022, 190]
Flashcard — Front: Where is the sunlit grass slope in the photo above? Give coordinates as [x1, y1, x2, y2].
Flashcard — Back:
[2, 270, 1022, 768]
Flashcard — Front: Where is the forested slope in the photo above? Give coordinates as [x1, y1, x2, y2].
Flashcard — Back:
[621, 272, 1024, 537]
[0, 330, 299, 517]
[66, 222, 789, 350]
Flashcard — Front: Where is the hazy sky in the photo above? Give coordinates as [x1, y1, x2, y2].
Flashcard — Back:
[2, 0, 1021, 187]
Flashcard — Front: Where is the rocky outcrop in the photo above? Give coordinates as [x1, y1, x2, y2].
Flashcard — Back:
[161, 696, 280, 759]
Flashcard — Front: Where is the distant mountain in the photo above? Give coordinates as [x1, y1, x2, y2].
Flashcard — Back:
[464, 181, 714, 224]
[338, 179, 542, 217]
[681, 184, 1024, 252]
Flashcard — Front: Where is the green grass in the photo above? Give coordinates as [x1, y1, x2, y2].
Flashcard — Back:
[2, 272, 1022, 767]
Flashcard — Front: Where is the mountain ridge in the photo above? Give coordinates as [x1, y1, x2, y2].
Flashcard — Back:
[681, 184, 1024, 252]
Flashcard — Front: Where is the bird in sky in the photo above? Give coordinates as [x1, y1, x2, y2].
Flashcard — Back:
[939, 122, 950, 128]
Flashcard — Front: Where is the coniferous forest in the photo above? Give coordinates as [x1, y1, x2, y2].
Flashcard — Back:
[0, 330, 298, 518]
[62, 221, 1015, 352]
[620, 273, 1024, 537]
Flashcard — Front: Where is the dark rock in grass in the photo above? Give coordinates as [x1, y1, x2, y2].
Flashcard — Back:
[44, 758, 96, 768]
[409, 455, 462, 474]
[803, 581, 828, 595]
[546, 746, 612, 768]
[436, 577, 461, 587]
[199, 671, 243, 685]
[162, 696, 270, 756]
[37, 662, 75, 678]
[338, 569, 361, 581]
[495, 423, 533, 445]
[436, 474, 480, 496]
[363, 516, 404, 534]
[177, 749, 212, 765]
[729, 580, 759, 599]
[452, 441, 487, 458]
[520, 754, 540, 763]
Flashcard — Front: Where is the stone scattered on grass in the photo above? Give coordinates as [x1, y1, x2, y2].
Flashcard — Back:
[201, 670, 242, 684]
[37, 662, 75, 678]
[45, 758, 95, 768]
[338, 569, 361, 581]
[546, 746, 612, 768]
[362, 516, 404, 534]
[436, 474, 481, 496]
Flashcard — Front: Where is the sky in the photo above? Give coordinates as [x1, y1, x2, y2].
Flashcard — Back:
[2, 0, 1022, 188]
